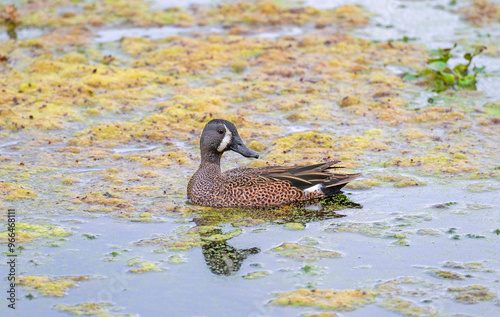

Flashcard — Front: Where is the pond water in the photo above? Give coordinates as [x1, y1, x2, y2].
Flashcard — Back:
[6, 183, 500, 316]
[1, 0, 499, 316]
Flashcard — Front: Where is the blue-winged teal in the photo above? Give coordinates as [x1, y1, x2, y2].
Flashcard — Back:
[187, 119, 361, 208]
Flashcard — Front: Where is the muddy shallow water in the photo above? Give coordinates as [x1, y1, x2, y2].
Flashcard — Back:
[1, 0, 500, 316]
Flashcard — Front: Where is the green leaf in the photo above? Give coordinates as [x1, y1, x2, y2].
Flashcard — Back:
[458, 76, 474, 87]
[422, 44, 484, 91]
[473, 66, 485, 74]
[427, 61, 447, 72]
[428, 57, 448, 63]
[453, 64, 468, 76]
[439, 71, 455, 84]
[429, 49, 443, 56]
[403, 73, 419, 80]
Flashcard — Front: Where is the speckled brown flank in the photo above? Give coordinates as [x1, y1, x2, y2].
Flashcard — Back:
[187, 119, 361, 207]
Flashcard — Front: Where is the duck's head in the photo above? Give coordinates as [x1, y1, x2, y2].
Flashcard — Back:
[200, 119, 259, 159]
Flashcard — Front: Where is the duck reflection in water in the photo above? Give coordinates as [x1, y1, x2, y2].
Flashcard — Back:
[201, 235, 260, 276]
[192, 195, 359, 275]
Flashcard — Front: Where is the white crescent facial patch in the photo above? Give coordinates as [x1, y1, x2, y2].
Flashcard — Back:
[217, 124, 232, 152]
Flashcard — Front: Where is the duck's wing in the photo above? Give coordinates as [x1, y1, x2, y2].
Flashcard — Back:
[223, 161, 361, 193]
[260, 160, 360, 191]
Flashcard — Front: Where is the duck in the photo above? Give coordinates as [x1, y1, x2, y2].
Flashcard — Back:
[187, 119, 361, 208]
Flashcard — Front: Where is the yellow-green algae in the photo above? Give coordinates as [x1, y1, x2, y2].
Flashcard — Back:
[18, 275, 93, 297]
[53, 302, 135, 317]
[0, 181, 36, 200]
[231, 218, 266, 227]
[467, 183, 499, 192]
[375, 278, 425, 296]
[459, 0, 500, 26]
[270, 242, 341, 261]
[284, 222, 306, 230]
[1, 5, 498, 214]
[379, 297, 437, 317]
[242, 271, 270, 279]
[345, 178, 381, 189]
[391, 239, 410, 247]
[306, 313, 338, 317]
[271, 288, 376, 311]
[4, 0, 371, 31]
[429, 270, 465, 280]
[199, 228, 243, 242]
[327, 213, 432, 242]
[134, 226, 205, 251]
[5, 0, 194, 29]
[257, 130, 387, 168]
[448, 285, 497, 304]
[200, 2, 369, 28]
[358, 173, 427, 188]
[127, 257, 163, 273]
[168, 254, 185, 264]
[416, 229, 442, 236]
[442, 261, 485, 271]
[0, 222, 70, 244]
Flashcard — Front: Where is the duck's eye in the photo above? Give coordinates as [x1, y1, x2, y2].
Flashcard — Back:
[218, 129, 224, 134]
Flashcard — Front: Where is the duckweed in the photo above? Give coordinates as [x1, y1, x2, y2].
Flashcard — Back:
[442, 261, 484, 271]
[200, 228, 243, 242]
[284, 222, 306, 230]
[0, 223, 70, 244]
[127, 257, 163, 273]
[0, 182, 36, 200]
[271, 288, 376, 311]
[53, 302, 135, 317]
[448, 285, 497, 304]
[270, 242, 341, 261]
[459, 0, 500, 25]
[242, 271, 270, 279]
[134, 227, 203, 251]
[379, 297, 437, 317]
[168, 254, 185, 264]
[18, 275, 93, 297]
[429, 270, 465, 280]
[345, 178, 381, 189]
[306, 313, 338, 317]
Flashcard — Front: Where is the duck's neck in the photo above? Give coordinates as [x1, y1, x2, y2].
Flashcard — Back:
[199, 151, 222, 175]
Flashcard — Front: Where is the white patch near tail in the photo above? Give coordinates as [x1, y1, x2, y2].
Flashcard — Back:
[217, 124, 232, 152]
[304, 183, 323, 194]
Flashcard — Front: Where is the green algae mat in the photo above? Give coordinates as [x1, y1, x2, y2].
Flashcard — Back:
[1, 0, 500, 316]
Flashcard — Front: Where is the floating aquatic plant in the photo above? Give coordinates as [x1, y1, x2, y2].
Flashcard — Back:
[404, 44, 486, 91]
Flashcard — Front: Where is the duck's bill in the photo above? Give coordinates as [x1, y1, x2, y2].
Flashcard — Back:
[230, 141, 259, 158]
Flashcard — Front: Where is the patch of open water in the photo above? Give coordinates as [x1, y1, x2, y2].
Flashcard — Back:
[4, 181, 500, 316]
